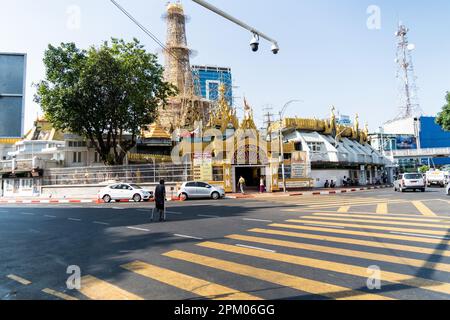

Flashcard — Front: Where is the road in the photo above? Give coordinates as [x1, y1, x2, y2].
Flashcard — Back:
[1, 188, 450, 300]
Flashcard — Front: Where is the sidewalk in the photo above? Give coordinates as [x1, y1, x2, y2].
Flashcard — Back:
[0, 185, 391, 204]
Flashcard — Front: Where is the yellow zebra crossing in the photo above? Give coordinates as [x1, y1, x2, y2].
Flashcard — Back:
[62, 208, 450, 300]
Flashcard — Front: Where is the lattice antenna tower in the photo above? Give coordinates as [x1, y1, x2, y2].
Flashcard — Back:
[393, 23, 423, 120]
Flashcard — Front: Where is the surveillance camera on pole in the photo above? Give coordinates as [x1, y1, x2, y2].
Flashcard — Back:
[271, 43, 280, 55]
[191, 0, 280, 55]
[250, 34, 260, 52]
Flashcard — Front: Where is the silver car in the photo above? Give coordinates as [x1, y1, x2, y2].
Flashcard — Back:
[178, 182, 225, 200]
[394, 173, 426, 193]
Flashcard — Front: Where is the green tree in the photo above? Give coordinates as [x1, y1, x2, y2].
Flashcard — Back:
[436, 91, 450, 131]
[35, 38, 177, 165]
[418, 165, 430, 174]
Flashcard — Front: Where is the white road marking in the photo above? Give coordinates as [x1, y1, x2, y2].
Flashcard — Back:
[235, 244, 276, 253]
[390, 231, 450, 240]
[166, 211, 183, 215]
[303, 223, 346, 229]
[44, 215, 57, 218]
[68, 218, 82, 222]
[243, 218, 273, 223]
[93, 221, 110, 226]
[198, 214, 220, 218]
[127, 227, 150, 232]
[174, 234, 204, 240]
[113, 207, 126, 210]
[21, 212, 35, 216]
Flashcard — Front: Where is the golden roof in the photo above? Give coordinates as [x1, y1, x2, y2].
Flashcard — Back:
[208, 83, 239, 131]
[142, 123, 171, 139]
[0, 138, 21, 145]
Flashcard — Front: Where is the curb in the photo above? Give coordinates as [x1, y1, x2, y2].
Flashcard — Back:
[0, 186, 391, 204]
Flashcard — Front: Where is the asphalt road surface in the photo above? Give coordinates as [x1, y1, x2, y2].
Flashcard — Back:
[1, 188, 450, 300]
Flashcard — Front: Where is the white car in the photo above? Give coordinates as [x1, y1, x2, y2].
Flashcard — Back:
[98, 183, 153, 203]
[178, 182, 225, 200]
[393, 173, 426, 193]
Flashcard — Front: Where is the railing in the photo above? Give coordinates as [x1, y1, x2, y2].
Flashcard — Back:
[42, 163, 194, 186]
[386, 147, 450, 158]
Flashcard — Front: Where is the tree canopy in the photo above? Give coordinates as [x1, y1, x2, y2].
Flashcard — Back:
[35, 38, 177, 165]
[436, 91, 450, 132]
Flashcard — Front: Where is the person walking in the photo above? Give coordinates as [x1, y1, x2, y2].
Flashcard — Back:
[259, 177, 266, 193]
[238, 176, 246, 194]
[154, 179, 166, 222]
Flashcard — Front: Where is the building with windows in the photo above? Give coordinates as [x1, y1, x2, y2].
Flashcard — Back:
[192, 65, 233, 105]
[370, 116, 450, 172]
[0, 53, 27, 160]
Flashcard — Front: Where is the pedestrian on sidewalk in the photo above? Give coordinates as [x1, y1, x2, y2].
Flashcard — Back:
[259, 177, 266, 193]
[154, 179, 166, 222]
[238, 176, 246, 194]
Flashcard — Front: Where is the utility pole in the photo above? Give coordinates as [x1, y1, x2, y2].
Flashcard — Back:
[278, 100, 303, 193]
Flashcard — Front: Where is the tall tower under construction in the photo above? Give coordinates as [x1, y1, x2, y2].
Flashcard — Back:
[159, 2, 209, 132]
[163, 2, 193, 96]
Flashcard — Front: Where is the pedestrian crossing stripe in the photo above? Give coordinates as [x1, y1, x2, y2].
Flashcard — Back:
[7, 274, 32, 285]
[249, 228, 450, 258]
[412, 201, 437, 217]
[197, 242, 450, 296]
[376, 203, 388, 214]
[286, 219, 449, 237]
[338, 206, 350, 213]
[311, 213, 450, 224]
[163, 250, 392, 300]
[78, 275, 144, 300]
[42, 288, 79, 301]
[299, 216, 450, 230]
[225, 234, 450, 274]
[121, 261, 260, 300]
[269, 223, 449, 245]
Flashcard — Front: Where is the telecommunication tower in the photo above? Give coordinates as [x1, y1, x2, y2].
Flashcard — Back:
[394, 23, 423, 120]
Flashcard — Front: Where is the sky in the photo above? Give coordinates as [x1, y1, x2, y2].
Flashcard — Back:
[1, 0, 450, 133]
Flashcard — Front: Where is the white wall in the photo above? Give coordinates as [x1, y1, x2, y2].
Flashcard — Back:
[311, 169, 350, 188]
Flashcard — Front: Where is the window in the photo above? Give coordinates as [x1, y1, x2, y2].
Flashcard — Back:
[307, 142, 323, 153]
[186, 182, 196, 187]
[73, 152, 82, 163]
[197, 182, 209, 188]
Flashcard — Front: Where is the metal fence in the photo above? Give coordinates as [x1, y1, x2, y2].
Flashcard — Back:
[42, 163, 193, 186]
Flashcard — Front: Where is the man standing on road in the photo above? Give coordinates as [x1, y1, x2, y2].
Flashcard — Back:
[154, 179, 166, 222]
[238, 176, 246, 194]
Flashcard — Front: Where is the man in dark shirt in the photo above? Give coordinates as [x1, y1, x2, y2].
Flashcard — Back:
[154, 179, 166, 222]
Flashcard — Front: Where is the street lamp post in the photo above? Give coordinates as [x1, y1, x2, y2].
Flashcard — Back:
[278, 100, 303, 193]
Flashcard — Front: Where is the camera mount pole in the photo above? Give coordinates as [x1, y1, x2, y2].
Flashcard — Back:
[191, 0, 279, 47]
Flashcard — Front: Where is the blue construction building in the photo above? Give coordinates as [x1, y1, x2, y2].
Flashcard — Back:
[0, 52, 26, 138]
[192, 65, 233, 105]
[418, 116, 450, 166]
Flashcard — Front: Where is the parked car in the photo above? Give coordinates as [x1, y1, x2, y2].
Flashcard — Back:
[393, 173, 426, 193]
[98, 183, 153, 203]
[178, 182, 225, 200]
[446, 183, 450, 196]
[425, 170, 447, 188]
